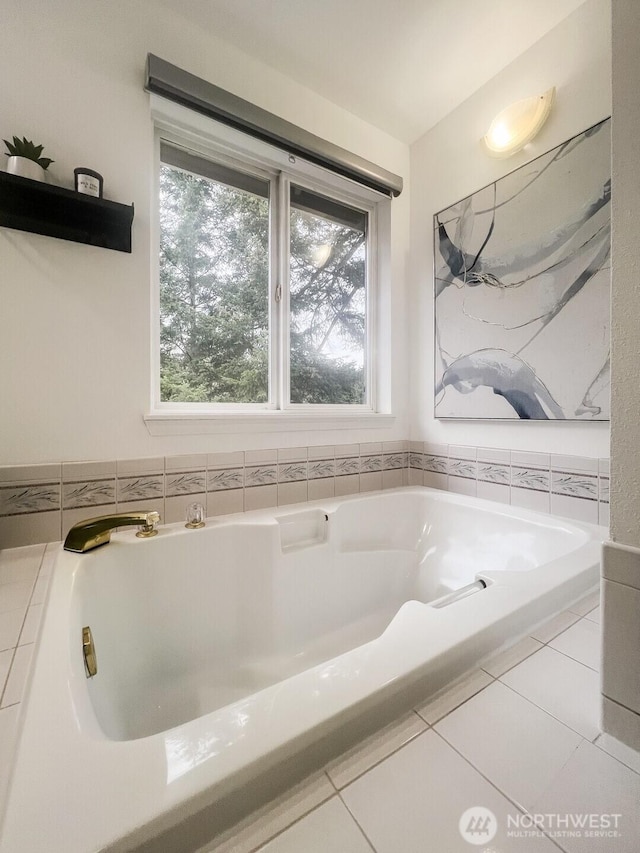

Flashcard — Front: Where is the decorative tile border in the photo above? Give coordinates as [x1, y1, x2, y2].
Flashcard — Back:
[0, 442, 611, 549]
[335, 457, 360, 477]
[0, 484, 60, 517]
[207, 468, 244, 492]
[116, 476, 165, 503]
[409, 452, 424, 471]
[360, 455, 382, 473]
[308, 459, 335, 480]
[447, 457, 477, 480]
[62, 480, 115, 509]
[245, 465, 277, 487]
[383, 452, 406, 471]
[409, 444, 609, 526]
[477, 463, 510, 485]
[165, 471, 206, 497]
[424, 454, 448, 474]
[278, 463, 308, 483]
[511, 466, 549, 493]
[551, 471, 598, 500]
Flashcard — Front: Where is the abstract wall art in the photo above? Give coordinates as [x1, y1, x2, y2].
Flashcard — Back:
[434, 118, 611, 420]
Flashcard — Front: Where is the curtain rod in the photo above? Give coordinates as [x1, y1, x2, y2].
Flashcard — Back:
[145, 54, 403, 198]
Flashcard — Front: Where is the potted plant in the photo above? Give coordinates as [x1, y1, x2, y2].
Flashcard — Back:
[3, 136, 54, 182]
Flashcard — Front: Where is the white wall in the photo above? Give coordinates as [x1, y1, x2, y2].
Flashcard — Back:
[610, 0, 640, 547]
[599, 0, 640, 750]
[0, 0, 410, 465]
[409, 0, 611, 456]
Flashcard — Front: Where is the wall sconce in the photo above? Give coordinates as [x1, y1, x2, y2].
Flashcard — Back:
[482, 87, 555, 158]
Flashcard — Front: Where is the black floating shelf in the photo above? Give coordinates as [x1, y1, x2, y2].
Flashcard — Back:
[0, 171, 134, 252]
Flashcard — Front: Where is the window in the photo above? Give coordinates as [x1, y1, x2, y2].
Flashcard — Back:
[159, 144, 271, 405]
[150, 104, 391, 430]
[288, 185, 367, 405]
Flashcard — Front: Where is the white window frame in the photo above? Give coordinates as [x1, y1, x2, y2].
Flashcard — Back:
[145, 95, 394, 435]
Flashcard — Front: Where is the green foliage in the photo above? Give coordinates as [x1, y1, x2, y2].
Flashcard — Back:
[159, 166, 269, 403]
[159, 164, 366, 405]
[3, 136, 54, 169]
[289, 206, 366, 403]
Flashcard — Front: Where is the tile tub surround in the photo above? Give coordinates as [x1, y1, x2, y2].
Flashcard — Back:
[0, 443, 410, 549]
[0, 443, 609, 549]
[409, 444, 609, 527]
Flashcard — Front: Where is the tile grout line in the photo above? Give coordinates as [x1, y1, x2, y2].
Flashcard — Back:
[324, 712, 428, 790]
[429, 726, 576, 853]
[0, 546, 47, 708]
[407, 608, 609, 781]
[420, 620, 597, 733]
[480, 641, 542, 679]
[414, 676, 496, 727]
[0, 645, 19, 709]
[217, 722, 430, 850]
[477, 605, 599, 681]
[473, 615, 603, 741]
[216, 713, 441, 850]
[529, 612, 599, 654]
[205, 775, 335, 853]
[324, 769, 339, 793]
[301, 678, 530, 851]
[239, 787, 338, 853]
[316, 628, 632, 851]
[497, 678, 596, 745]
[335, 790, 379, 853]
[590, 734, 640, 777]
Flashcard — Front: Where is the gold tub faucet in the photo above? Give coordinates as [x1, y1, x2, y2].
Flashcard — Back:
[63, 511, 160, 553]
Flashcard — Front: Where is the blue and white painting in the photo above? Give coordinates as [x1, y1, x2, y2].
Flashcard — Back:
[434, 118, 610, 420]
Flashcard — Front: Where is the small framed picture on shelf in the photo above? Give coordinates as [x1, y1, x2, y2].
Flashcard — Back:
[74, 167, 103, 198]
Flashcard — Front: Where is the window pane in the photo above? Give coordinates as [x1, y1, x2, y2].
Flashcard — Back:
[159, 153, 270, 403]
[289, 185, 367, 404]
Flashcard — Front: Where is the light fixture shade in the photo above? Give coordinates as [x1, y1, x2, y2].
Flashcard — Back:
[483, 87, 555, 158]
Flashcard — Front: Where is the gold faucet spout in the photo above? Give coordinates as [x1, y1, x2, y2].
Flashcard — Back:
[63, 511, 160, 553]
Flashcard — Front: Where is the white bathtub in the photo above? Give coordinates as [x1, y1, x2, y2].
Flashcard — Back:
[0, 487, 602, 852]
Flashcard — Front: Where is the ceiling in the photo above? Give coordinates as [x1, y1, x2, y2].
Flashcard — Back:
[162, 0, 589, 143]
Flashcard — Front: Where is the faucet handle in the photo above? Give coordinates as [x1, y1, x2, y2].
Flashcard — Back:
[185, 502, 206, 529]
[136, 511, 160, 538]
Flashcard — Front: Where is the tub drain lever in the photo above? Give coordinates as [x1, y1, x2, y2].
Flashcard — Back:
[82, 626, 97, 677]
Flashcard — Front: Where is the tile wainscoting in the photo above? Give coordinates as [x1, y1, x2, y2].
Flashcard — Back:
[0, 443, 408, 550]
[0, 442, 609, 550]
[601, 541, 640, 751]
[409, 443, 610, 528]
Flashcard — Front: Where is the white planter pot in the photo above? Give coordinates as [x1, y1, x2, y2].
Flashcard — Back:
[6, 155, 45, 182]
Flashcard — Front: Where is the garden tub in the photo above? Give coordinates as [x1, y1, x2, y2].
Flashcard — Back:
[0, 486, 603, 852]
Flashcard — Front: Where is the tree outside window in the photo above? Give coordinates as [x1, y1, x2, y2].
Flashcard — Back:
[159, 144, 368, 407]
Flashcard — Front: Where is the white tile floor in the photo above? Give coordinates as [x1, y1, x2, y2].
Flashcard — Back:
[204, 595, 640, 853]
[0, 544, 51, 713]
[0, 543, 52, 809]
